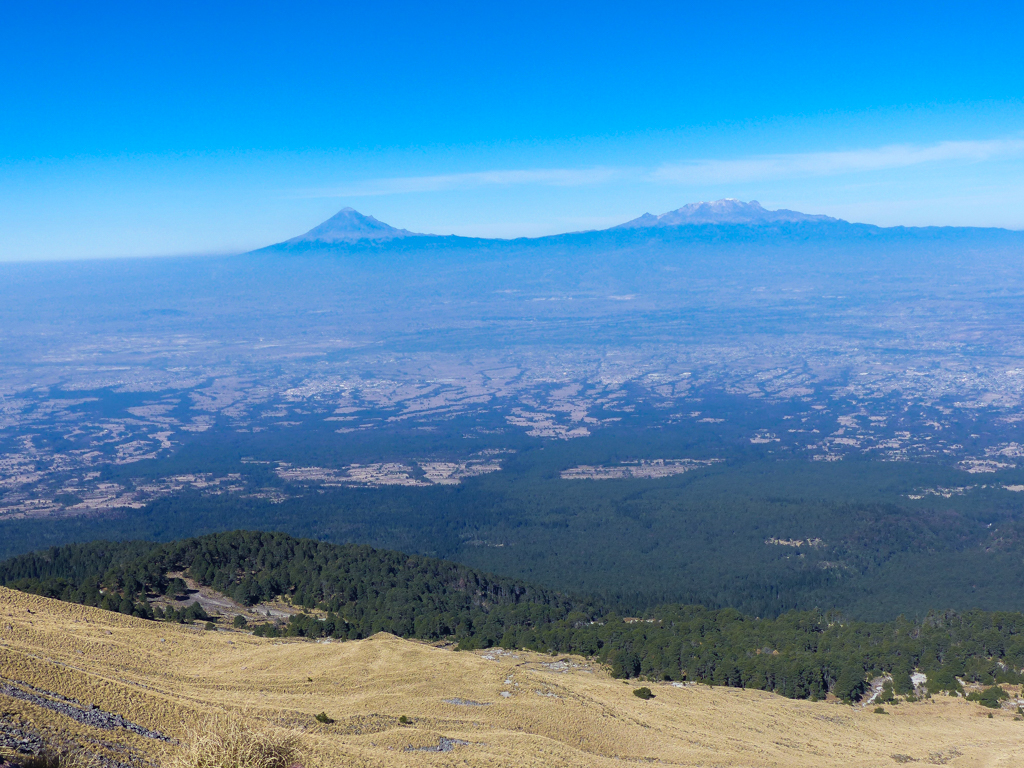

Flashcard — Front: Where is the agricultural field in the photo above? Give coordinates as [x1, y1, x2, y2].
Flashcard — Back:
[2, 587, 1023, 767]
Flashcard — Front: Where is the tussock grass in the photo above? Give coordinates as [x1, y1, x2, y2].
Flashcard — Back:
[3, 587, 1024, 767]
[167, 716, 302, 768]
[15, 747, 103, 768]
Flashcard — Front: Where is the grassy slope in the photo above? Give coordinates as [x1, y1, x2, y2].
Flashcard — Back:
[1, 587, 1021, 767]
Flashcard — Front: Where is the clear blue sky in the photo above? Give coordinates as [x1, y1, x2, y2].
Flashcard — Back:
[2, 1, 1023, 259]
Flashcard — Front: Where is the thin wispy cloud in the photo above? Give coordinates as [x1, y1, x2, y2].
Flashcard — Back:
[310, 167, 625, 197]
[305, 138, 1024, 198]
[652, 138, 1024, 185]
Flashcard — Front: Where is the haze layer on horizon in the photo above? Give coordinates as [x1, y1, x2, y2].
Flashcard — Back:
[2, 1, 1023, 261]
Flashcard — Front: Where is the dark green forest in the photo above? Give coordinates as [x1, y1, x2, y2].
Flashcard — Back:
[3, 393, 1024, 623]
[4, 530, 1023, 703]
[1, 448, 1022, 621]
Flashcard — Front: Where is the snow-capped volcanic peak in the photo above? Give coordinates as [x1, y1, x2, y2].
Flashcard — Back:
[287, 207, 423, 243]
[615, 199, 838, 228]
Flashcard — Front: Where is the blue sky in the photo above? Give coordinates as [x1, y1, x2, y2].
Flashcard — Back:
[2, 1, 1023, 260]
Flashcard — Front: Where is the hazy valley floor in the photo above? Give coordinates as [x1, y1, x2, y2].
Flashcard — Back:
[1, 588, 1021, 767]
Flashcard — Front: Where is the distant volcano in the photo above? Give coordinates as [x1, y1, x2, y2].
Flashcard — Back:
[286, 207, 425, 244]
[272, 200, 843, 248]
[613, 199, 839, 228]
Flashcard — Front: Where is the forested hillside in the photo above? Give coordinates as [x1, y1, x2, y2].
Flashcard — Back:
[3, 531, 1024, 704]
[4, 429, 1023, 623]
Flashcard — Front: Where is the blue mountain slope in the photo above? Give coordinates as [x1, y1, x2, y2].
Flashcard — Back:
[260, 199, 1023, 253]
[249, 200, 1024, 289]
[286, 207, 425, 244]
[614, 199, 838, 227]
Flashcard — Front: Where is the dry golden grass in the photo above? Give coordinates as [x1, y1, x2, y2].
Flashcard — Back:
[10, 746, 105, 768]
[2, 586, 1023, 767]
[165, 715, 301, 768]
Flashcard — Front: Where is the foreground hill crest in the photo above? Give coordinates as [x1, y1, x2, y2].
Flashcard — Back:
[1, 585, 1022, 768]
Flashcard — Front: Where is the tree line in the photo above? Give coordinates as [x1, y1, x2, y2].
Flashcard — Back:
[2, 530, 1022, 702]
